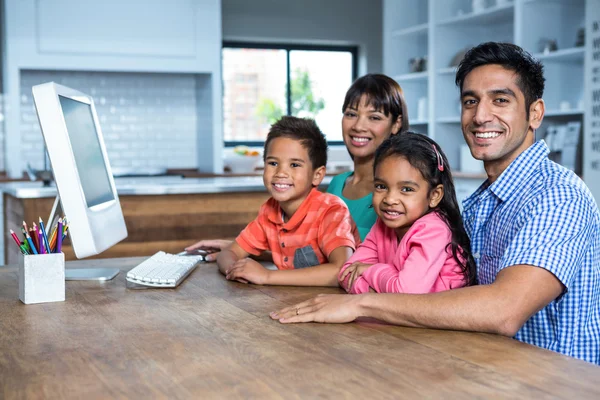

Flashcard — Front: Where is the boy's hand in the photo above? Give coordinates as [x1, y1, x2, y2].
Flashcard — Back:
[339, 262, 372, 292]
[185, 239, 233, 262]
[225, 258, 271, 285]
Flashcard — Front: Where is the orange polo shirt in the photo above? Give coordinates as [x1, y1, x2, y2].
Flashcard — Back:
[236, 188, 359, 270]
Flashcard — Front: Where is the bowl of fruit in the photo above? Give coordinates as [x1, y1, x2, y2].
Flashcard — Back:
[226, 146, 261, 173]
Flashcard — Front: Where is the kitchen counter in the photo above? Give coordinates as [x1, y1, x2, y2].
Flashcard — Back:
[1, 175, 334, 199]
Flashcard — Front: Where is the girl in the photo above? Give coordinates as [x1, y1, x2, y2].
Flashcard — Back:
[338, 133, 476, 294]
[186, 74, 410, 258]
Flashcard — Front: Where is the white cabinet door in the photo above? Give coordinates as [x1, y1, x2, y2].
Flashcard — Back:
[6, 0, 220, 73]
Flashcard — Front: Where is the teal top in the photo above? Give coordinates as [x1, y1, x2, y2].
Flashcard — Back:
[327, 171, 377, 241]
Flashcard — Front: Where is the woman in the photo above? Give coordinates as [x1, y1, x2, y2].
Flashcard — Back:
[186, 74, 409, 259]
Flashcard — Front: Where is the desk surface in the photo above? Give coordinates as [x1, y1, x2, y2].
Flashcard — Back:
[1, 258, 598, 399]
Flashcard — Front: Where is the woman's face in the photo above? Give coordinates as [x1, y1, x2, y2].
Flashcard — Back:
[342, 95, 402, 161]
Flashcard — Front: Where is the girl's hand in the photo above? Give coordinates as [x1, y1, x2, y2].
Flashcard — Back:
[339, 262, 372, 291]
[225, 258, 271, 285]
[185, 239, 233, 262]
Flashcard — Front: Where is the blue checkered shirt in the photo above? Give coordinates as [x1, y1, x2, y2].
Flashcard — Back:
[463, 140, 600, 364]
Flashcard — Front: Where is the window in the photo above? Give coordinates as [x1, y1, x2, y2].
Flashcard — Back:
[222, 42, 357, 145]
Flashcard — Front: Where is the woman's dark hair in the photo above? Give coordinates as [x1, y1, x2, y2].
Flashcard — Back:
[374, 133, 477, 285]
[342, 74, 410, 134]
[455, 42, 545, 119]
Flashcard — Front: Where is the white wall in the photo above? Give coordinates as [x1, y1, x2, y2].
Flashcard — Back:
[221, 0, 383, 74]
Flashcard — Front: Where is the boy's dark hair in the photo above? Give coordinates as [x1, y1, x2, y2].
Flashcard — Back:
[374, 133, 477, 285]
[264, 116, 328, 169]
[343, 74, 410, 134]
[455, 42, 545, 119]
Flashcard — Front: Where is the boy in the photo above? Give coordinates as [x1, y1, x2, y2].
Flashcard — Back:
[217, 116, 358, 286]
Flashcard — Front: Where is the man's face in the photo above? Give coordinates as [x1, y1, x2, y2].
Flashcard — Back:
[460, 64, 542, 177]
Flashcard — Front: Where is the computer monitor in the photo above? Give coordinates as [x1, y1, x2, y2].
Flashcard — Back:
[32, 82, 127, 280]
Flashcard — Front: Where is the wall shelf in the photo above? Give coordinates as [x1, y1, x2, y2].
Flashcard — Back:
[436, 4, 514, 27]
[535, 47, 585, 62]
[436, 117, 461, 124]
[437, 67, 457, 75]
[545, 109, 584, 117]
[394, 72, 428, 81]
[391, 23, 429, 37]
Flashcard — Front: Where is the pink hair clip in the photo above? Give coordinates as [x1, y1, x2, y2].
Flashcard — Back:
[432, 144, 444, 172]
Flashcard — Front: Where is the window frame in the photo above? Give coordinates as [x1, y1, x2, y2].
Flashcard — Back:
[222, 41, 358, 147]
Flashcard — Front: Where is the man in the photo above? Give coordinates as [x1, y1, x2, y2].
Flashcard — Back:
[270, 42, 600, 365]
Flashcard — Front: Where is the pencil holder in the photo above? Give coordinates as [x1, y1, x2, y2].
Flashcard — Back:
[18, 252, 65, 305]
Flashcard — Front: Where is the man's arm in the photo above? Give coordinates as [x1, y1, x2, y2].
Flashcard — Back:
[271, 264, 563, 336]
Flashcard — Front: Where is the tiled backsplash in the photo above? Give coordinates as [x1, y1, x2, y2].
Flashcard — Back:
[20, 70, 210, 171]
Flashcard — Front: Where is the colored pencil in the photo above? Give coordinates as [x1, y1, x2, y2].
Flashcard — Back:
[38, 228, 45, 254]
[26, 233, 38, 255]
[56, 218, 63, 253]
[49, 225, 57, 253]
[29, 228, 38, 253]
[38, 217, 51, 255]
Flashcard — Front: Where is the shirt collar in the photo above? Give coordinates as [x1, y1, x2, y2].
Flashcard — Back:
[462, 140, 549, 207]
[488, 140, 549, 202]
[266, 187, 320, 230]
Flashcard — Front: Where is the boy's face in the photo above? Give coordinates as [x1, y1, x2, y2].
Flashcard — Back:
[263, 137, 325, 217]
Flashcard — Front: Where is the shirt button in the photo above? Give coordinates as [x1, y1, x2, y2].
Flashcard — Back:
[281, 242, 285, 248]
[282, 229, 288, 233]
[473, 252, 480, 259]
[284, 257, 288, 262]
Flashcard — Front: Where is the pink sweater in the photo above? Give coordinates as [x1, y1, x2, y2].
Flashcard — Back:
[338, 212, 467, 294]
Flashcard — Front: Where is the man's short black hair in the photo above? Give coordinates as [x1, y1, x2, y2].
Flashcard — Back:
[455, 42, 545, 118]
[264, 116, 328, 169]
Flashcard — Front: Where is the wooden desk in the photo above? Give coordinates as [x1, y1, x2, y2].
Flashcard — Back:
[1, 258, 598, 399]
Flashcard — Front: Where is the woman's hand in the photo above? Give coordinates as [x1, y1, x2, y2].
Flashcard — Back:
[185, 239, 233, 262]
[339, 262, 372, 292]
[225, 258, 271, 285]
[270, 294, 364, 324]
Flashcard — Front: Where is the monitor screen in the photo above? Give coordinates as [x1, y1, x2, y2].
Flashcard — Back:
[58, 95, 115, 208]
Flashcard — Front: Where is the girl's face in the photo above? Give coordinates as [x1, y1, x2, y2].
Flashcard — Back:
[342, 95, 402, 160]
[373, 156, 444, 239]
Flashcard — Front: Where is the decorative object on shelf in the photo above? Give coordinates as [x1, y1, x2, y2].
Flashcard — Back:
[409, 57, 427, 73]
[418, 97, 428, 121]
[472, 0, 486, 13]
[538, 38, 558, 54]
[575, 27, 585, 47]
[559, 101, 571, 111]
[544, 122, 582, 173]
[449, 48, 470, 67]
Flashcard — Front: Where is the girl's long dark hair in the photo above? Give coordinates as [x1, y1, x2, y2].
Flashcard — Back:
[374, 133, 477, 285]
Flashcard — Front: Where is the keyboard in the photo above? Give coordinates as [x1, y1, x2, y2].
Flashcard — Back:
[126, 251, 204, 288]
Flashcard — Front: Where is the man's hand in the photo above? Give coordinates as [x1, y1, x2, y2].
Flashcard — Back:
[225, 258, 271, 285]
[270, 294, 364, 324]
[185, 239, 233, 262]
[339, 262, 372, 292]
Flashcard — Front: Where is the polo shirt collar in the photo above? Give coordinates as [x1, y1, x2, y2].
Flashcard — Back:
[266, 187, 320, 230]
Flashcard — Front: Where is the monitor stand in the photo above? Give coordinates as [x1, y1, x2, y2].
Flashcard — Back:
[47, 195, 120, 281]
